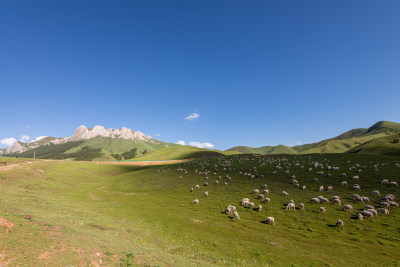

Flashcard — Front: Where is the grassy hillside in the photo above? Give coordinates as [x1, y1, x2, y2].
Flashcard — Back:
[227, 145, 298, 155]
[348, 133, 400, 156]
[0, 154, 399, 265]
[134, 145, 240, 160]
[229, 121, 400, 155]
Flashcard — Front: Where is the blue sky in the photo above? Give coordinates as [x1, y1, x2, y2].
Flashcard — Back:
[1, 0, 399, 150]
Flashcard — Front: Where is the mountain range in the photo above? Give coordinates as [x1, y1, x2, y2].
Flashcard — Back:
[1, 121, 399, 160]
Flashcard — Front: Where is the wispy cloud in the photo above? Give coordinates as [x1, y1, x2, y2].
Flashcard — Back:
[289, 141, 303, 147]
[185, 112, 200, 121]
[189, 141, 214, 148]
[0, 137, 17, 147]
[176, 140, 186, 145]
[20, 135, 31, 142]
[155, 133, 160, 137]
[25, 125, 32, 129]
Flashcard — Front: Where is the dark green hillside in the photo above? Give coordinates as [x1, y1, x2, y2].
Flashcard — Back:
[348, 133, 400, 156]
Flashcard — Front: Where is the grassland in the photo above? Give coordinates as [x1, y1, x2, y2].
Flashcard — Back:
[0, 154, 399, 266]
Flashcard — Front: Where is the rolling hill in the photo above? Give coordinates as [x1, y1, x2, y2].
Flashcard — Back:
[227, 121, 400, 155]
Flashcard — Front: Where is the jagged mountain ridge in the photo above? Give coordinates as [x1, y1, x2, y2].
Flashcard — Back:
[0, 125, 167, 159]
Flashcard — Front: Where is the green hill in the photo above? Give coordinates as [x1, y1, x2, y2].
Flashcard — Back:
[348, 133, 400, 156]
[228, 121, 400, 156]
[134, 145, 240, 160]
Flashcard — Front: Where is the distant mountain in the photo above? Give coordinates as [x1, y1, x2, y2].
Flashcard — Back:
[227, 121, 400, 156]
[0, 125, 173, 160]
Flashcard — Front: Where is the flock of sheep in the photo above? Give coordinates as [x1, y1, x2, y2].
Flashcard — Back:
[159, 155, 399, 229]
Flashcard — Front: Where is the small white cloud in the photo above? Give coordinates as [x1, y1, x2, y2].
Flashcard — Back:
[26, 125, 32, 129]
[185, 113, 200, 121]
[189, 141, 215, 148]
[155, 133, 160, 137]
[1, 137, 17, 147]
[33, 136, 47, 142]
[289, 141, 303, 147]
[20, 135, 31, 142]
[176, 140, 186, 145]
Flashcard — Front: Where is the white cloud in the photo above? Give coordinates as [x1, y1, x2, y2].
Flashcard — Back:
[189, 141, 215, 148]
[33, 136, 47, 142]
[176, 140, 186, 145]
[185, 112, 200, 121]
[289, 141, 303, 147]
[25, 125, 32, 129]
[1, 137, 17, 147]
[155, 133, 160, 137]
[20, 135, 31, 142]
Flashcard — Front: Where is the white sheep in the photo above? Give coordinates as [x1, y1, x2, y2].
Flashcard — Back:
[258, 204, 262, 212]
[263, 189, 269, 195]
[299, 203, 305, 210]
[286, 203, 296, 210]
[263, 198, 271, 203]
[390, 181, 398, 187]
[233, 211, 240, 220]
[253, 189, 260, 195]
[327, 186, 333, 191]
[192, 199, 199, 205]
[336, 220, 344, 228]
[358, 213, 363, 221]
[265, 217, 275, 225]
[377, 208, 389, 215]
[282, 191, 289, 197]
[319, 186, 324, 192]
[371, 190, 380, 197]
[310, 197, 320, 204]
[302, 185, 307, 190]
[340, 181, 348, 186]
[332, 199, 341, 205]
[320, 207, 326, 213]
[241, 198, 250, 206]
[382, 179, 389, 184]
[194, 185, 200, 189]
[203, 191, 208, 198]
[343, 204, 353, 211]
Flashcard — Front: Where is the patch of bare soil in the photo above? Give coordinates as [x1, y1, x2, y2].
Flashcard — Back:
[0, 217, 15, 231]
[89, 193, 100, 200]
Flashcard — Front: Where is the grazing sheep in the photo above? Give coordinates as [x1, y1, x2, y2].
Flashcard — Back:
[320, 207, 326, 213]
[352, 184, 361, 191]
[299, 203, 305, 210]
[286, 203, 296, 210]
[352, 175, 359, 181]
[389, 201, 399, 208]
[263, 198, 271, 203]
[310, 197, 320, 204]
[384, 194, 395, 201]
[258, 205, 262, 212]
[192, 199, 199, 205]
[361, 196, 370, 203]
[371, 190, 380, 197]
[341, 181, 348, 186]
[353, 196, 364, 204]
[233, 211, 240, 220]
[314, 178, 319, 182]
[361, 210, 374, 218]
[390, 181, 398, 187]
[382, 179, 389, 184]
[364, 205, 374, 210]
[302, 185, 307, 190]
[204, 182, 209, 186]
[341, 173, 347, 177]
[319, 186, 324, 192]
[203, 191, 208, 197]
[336, 220, 344, 228]
[332, 199, 341, 205]
[358, 213, 363, 221]
[282, 191, 289, 197]
[380, 202, 390, 209]
[327, 186, 333, 191]
[241, 198, 250, 206]
[263, 189, 269, 195]
[289, 199, 295, 204]
[258, 194, 265, 200]
[253, 189, 260, 195]
[265, 217, 275, 225]
[225, 205, 236, 215]
[264, 184, 268, 189]
[378, 208, 389, 215]
[247, 202, 255, 209]
[343, 204, 353, 211]
[190, 188, 194, 192]
[320, 198, 329, 204]
[194, 185, 200, 189]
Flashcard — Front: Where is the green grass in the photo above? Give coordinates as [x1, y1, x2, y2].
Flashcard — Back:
[135, 145, 240, 160]
[0, 154, 399, 266]
[348, 133, 400, 156]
